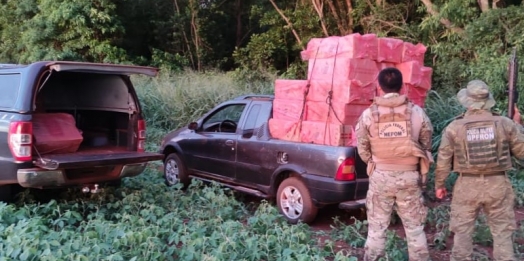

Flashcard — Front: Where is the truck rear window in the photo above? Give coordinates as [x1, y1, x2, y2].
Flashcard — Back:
[0, 73, 21, 108]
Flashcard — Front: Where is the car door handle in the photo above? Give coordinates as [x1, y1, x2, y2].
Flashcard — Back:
[225, 140, 234, 146]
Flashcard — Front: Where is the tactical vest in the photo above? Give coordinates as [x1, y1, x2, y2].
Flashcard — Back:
[452, 112, 512, 173]
[368, 97, 422, 161]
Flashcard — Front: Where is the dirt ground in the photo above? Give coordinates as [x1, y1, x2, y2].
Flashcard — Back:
[306, 202, 524, 260]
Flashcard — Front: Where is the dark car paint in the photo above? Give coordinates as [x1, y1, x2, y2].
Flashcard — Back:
[160, 95, 369, 207]
[0, 61, 163, 188]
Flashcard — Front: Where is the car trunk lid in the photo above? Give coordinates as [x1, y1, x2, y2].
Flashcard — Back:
[46, 61, 159, 77]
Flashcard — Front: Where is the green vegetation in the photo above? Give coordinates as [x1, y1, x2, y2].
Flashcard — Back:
[2, 1, 524, 260]
[1, 70, 523, 260]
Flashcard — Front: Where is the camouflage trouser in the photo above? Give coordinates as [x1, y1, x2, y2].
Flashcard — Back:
[450, 173, 517, 261]
[363, 169, 429, 261]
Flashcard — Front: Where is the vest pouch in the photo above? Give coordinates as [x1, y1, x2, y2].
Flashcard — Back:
[452, 113, 513, 173]
[460, 121, 500, 170]
[369, 136, 417, 159]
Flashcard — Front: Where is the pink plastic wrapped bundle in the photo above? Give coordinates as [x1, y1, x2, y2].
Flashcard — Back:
[268, 118, 298, 140]
[33, 113, 83, 154]
[272, 99, 304, 121]
[419, 66, 433, 90]
[308, 57, 379, 84]
[274, 79, 309, 100]
[402, 42, 427, 63]
[300, 33, 378, 61]
[307, 80, 376, 103]
[305, 101, 371, 126]
[376, 62, 395, 71]
[395, 61, 433, 90]
[404, 84, 428, 108]
[300, 121, 353, 146]
[377, 37, 404, 63]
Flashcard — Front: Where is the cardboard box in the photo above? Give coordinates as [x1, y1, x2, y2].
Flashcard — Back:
[377, 37, 404, 63]
[33, 113, 83, 154]
[300, 121, 353, 146]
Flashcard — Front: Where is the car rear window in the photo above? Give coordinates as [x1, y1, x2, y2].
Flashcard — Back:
[0, 73, 21, 109]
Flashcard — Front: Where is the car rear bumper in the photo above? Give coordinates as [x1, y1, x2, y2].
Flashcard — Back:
[302, 173, 368, 206]
[17, 162, 148, 188]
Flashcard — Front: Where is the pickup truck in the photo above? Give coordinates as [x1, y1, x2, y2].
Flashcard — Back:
[0, 61, 164, 201]
[159, 95, 368, 224]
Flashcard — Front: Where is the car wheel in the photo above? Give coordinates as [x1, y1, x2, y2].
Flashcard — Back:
[276, 177, 318, 224]
[164, 153, 190, 187]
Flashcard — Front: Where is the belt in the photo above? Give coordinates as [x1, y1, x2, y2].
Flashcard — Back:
[375, 163, 418, 171]
[460, 172, 505, 177]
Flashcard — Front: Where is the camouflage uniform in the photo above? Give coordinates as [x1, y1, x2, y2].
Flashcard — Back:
[357, 93, 433, 261]
[435, 80, 524, 261]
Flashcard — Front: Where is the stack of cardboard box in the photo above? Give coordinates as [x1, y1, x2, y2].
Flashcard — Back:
[269, 33, 432, 146]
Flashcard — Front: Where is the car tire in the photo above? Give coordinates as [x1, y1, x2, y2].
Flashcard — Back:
[276, 177, 318, 224]
[164, 153, 190, 187]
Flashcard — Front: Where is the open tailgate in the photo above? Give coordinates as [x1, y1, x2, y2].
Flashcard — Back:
[46, 61, 159, 77]
[34, 152, 164, 170]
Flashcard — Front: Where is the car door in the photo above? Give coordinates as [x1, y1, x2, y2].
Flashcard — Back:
[235, 101, 273, 186]
[187, 103, 246, 180]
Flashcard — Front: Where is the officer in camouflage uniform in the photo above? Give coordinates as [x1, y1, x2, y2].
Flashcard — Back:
[356, 68, 433, 261]
[435, 80, 524, 261]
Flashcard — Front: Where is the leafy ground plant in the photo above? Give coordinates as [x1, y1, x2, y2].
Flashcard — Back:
[1, 169, 360, 261]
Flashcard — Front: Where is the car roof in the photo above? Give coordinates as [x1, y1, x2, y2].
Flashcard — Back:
[233, 94, 274, 101]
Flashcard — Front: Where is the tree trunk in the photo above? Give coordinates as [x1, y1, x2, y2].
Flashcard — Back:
[174, 0, 195, 68]
[311, 0, 330, 37]
[477, 0, 490, 12]
[189, 0, 201, 71]
[236, 0, 242, 47]
[326, 0, 346, 35]
[346, 0, 353, 34]
[492, 0, 503, 9]
[269, 0, 304, 48]
[420, 0, 465, 35]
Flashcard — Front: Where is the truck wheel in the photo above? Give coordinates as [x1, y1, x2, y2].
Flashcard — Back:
[164, 153, 190, 187]
[276, 177, 318, 224]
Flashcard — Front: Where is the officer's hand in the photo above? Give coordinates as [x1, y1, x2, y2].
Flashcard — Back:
[436, 188, 447, 199]
[513, 105, 521, 125]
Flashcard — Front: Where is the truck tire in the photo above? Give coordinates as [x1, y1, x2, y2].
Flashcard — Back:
[276, 177, 318, 224]
[164, 153, 190, 187]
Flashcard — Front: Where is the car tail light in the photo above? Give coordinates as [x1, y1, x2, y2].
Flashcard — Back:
[8, 121, 33, 162]
[335, 158, 356, 181]
[137, 119, 146, 152]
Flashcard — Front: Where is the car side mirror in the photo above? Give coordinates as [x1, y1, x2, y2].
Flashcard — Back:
[188, 122, 198, 130]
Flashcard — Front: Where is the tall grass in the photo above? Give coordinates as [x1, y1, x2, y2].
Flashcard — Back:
[133, 70, 275, 148]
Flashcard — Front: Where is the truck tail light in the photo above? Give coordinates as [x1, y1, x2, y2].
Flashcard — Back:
[137, 119, 146, 152]
[8, 121, 33, 162]
[335, 158, 356, 181]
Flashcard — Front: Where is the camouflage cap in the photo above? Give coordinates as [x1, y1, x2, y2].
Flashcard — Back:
[457, 80, 496, 110]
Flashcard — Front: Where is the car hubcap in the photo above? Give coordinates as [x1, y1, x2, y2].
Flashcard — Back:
[165, 159, 180, 185]
[280, 186, 303, 219]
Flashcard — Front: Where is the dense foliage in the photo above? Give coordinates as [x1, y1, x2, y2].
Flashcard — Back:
[1, 0, 523, 105]
[1, 72, 523, 260]
[2, 1, 524, 260]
